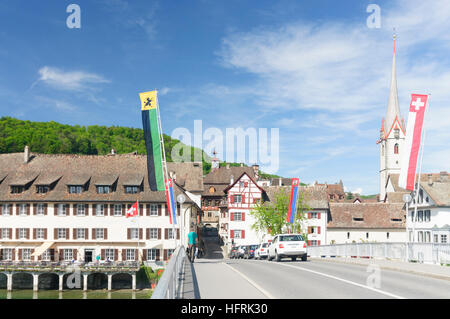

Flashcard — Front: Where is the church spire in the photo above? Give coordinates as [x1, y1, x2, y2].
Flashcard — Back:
[384, 31, 404, 134]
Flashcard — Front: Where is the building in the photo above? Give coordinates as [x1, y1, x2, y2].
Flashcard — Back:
[223, 171, 264, 246]
[0, 149, 202, 268]
[263, 185, 329, 246]
[327, 203, 406, 244]
[378, 35, 406, 202]
[202, 161, 257, 241]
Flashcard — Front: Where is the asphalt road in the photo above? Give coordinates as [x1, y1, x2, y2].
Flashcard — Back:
[192, 235, 450, 299]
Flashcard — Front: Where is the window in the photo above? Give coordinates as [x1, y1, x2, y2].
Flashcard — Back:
[130, 228, 139, 240]
[149, 204, 158, 216]
[2, 248, 12, 260]
[105, 249, 115, 261]
[347, 232, 350, 239]
[424, 210, 431, 222]
[96, 186, 111, 194]
[18, 228, 27, 239]
[36, 203, 45, 216]
[42, 249, 51, 261]
[441, 235, 448, 244]
[147, 249, 157, 261]
[19, 204, 27, 216]
[418, 231, 424, 242]
[167, 229, 175, 239]
[149, 228, 158, 239]
[96, 204, 104, 216]
[233, 195, 242, 203]
[280, 235, 304, 241]
[411, 211, 415, 222]
[57, 228, 66, 239]
[387, 232, 390, 240]
[425, 232, 431, 243]
[126, 249, 135, 261]
[22, 248, 31, 261]
[2, 204, 10, 216]
[69, 185, 83, 194]
[37, 185, 50, 194]
[310, 212, 319, 219]
[239, 181, 245, 188]
[114, 204, 122, 216]
[95, 228, 104, 240]
[1, 228, 10, 239]
[394, 143, 399, 154]
[353, 217, 364, 222]
[434, 234, 439, 243]
[233, 212, 242, 221]
[366, 232, 369, 239]
[11, 186, 24, 194]
[418, 210, 423, 222]
[233, 230, 242, 239]
[309, 240, 319, 246]
[57, 204, 67, 216]
[64, 249, 73, 261]
[76, 204, 85, 216]
[76, 229, 85, 240]
[36, 228, 45, 239]
[125, 186, 139, 194]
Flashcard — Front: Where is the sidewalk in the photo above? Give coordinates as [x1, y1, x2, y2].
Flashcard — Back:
[311, 257, 450, 281]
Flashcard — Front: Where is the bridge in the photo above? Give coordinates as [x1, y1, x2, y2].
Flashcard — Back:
[153, 233, 450, 299]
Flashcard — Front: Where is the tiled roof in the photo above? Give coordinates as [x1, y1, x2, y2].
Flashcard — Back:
[262, 185, 329, 209]
[270, 178, 293, 186]
[328, 203, 405, 229]
[203, 166, 255, 184]
[0, 152, 203, 203]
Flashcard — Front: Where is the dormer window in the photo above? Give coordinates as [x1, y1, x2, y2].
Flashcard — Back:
[352, 217, 364, 222]
[125, 186, 141, 194]
[97, 185, 111, 194]
[37, 185, 50, 194]
[69, 185, 83, 194]
[11, 186, 25, 194]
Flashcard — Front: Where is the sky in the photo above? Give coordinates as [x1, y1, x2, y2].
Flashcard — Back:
[0, 0, 449, 195]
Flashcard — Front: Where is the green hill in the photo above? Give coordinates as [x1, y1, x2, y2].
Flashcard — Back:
[0, 116, 212, 174]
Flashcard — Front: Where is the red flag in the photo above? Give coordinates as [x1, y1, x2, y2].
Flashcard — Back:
[126, 201, 139, 218]
[399, 94, 428, 191]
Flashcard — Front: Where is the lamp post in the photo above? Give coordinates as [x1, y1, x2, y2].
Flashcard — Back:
[177, 194, 186, 247]
[403, 193, 412, 262]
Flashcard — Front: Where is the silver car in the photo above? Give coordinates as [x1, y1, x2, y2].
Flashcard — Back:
[267, 234, 307, 262]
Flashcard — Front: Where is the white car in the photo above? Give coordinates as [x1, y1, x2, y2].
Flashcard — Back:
[255, 242, 270, 259]
[267, 234, 307, 262]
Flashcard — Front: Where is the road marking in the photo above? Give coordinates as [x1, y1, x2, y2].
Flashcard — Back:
[223, 262, 275, 299]
[259, 260, 406, 299]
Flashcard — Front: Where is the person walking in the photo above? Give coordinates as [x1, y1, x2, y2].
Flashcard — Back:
[187, 228, 198, 262]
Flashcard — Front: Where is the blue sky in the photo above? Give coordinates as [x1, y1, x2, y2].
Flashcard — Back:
[0, 0, 449, 195]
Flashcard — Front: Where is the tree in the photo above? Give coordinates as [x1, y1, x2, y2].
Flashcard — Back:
[250, 188, 310, 239]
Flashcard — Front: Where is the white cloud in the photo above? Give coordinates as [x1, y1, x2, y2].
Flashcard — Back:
[34, 66, 110, 91]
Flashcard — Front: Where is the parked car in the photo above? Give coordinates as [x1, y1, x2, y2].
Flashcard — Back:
[255, 242, 270, 259]
[267, 234, 307, 262]
[238, 245, 248, 259]
[229, 246, 239, 259]
[244, 245, 259, 259]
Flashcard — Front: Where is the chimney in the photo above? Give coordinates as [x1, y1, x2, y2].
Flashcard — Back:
[24, 145, 30, 164]
[279, 178, 282, 186]
[230, 175, 234, 185]
[226, 163, 230, 169]
[428, 174, 433, 186]
[440, 171, 448, 182]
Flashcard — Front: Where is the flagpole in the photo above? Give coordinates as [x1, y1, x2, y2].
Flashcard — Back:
[137, 200, 140, 263]
[155, 91, 177, 252]
[411, 94, 430, 243]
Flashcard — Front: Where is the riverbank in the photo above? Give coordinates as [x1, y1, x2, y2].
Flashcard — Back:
[0, 289, 153, 299]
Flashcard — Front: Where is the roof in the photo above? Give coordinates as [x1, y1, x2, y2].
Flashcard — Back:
[223, 171, 265, 193]
[203, 166, 255, 184]
[262, 185, 329, 210]
[421, 178, 450, 206]
[270, 178, 293, 186]
[328, 203, 405, 229]
[0, 152, 203, 203]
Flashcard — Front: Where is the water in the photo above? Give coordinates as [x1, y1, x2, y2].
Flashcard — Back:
[0, 289, 153, 299]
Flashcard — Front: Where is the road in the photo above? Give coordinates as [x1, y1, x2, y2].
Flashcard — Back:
[191, 233, 450, 299]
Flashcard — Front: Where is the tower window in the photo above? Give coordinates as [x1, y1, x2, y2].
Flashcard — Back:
[394, 143, 399, 154]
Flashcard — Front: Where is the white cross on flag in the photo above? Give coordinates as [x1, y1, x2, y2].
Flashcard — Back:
[399, 94, 429, 191]
[126, 201, 139, 218]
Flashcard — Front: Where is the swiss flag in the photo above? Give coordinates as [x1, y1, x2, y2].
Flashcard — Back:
[126, 201, 139, 218]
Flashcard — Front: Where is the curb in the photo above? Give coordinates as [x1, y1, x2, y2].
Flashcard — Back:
[310, 257, 450, 282]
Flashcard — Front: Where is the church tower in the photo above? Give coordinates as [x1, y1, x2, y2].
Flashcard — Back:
[379, 33, 406, 201]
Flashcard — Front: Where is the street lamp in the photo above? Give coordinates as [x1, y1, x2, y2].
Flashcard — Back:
[177, 194, 186, 247]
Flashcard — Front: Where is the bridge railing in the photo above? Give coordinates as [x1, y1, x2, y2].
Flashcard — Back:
[0, 261, 140, 272]
[151, 246, 186, 299]
[307, 243, 450, 264]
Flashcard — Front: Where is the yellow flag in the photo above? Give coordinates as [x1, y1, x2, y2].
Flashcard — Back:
[139, 91, 157, 110]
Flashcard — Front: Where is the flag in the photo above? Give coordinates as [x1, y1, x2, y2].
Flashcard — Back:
[165, 179, 177, 224]
[399, 94, 429, 191]
[139, 90, 165, 191]
[126, 201, 139, 218]
[286, 178, 300, 224]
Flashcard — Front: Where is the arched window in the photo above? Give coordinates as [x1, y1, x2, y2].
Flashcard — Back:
[394, 143, 399, 154]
